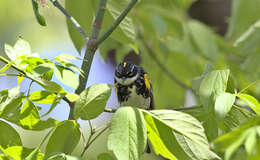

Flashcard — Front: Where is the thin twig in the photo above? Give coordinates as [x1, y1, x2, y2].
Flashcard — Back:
[94, 0, 138, 46]
[81, 123, 110, 157]
[238, 79, 260, 94]
[80, 120, 95, 157]
[138, 32, 191, 90]
[27, 80, 34, 97]
[75, 0, 107, 95]
[49, 0, 88, 40]
[88, 123, 109, 147]
[0, 73, 20, 76]
[104, 108, 116, 113]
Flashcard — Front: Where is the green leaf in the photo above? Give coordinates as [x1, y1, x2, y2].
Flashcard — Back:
[17, 76, 24, 87]
[19, 100, 40, 129]
[98, 152, 116, 160]
[191, 62, 215, 94]
[29, 91, 56, 104]
[45, 120, 80, 155]
[4, 38, 34, 61]
[42, 93, 66, 117]
[44, 153, 80, 160]
[37, 79, 65, 93]
[108, 107, 147, 160]
[74, 84, 112, 120]
[0, 120, 22, 149]
[0, 88, 24, 120]
[199, 69, 230, 112]
[2, 146, 44, 160]
[33, 63, 53, 75]
[54, 65, 79, 90]
[31, 0, 47, 26]
[142, 110, 220, 160]
[214, 117, 260, 160]
[215, 93, 236, 120]
[27, 118, 59, 131]
[65, 93, 79, 102]
[236, 93, 260, 115]
[226, 0, 260, 40]
[144, 112, 178, 160]
[188, 20, 218, 61]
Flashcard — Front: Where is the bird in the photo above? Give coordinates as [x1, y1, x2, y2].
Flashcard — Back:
[114, 61, 154, 110]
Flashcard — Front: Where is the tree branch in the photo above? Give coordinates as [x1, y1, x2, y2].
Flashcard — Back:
[49, 0, 88, 40]
[0, 56, 72, 106]
[138, 32, 192, 90]
[94, 0, 138, 46]
[75, 0, 107, 95]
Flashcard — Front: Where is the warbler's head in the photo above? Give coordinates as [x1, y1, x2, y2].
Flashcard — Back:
[115, 62, 139, 85]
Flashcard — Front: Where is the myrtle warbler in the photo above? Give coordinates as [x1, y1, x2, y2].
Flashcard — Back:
[114, 61, 154, 110]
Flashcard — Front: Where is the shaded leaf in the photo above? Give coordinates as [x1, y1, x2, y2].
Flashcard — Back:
[0, 120, 22, 149]
[188, 20, 218, 61]
[45, 120, 80, 155]
[98, 152, 116, 160]
[31, 0, 47, 26]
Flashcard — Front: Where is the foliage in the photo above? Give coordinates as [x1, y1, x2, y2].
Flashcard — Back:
[0, 0, 260, 160]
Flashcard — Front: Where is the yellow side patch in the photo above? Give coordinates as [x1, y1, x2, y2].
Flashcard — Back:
[144, 74, 150, 90]
[114, 83, 118, 94]
[115, 87, 118, 94]
[123, 62, 127, 67]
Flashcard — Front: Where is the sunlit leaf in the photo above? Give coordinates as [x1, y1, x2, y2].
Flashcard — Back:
[54, 65, 79, 90]
[215, 93, 236, 120]
[19, 100, 40, 129]
[214, 117, 260, 160]
[142, 110, 220, 160]
[2, 146, 44, 160]
[74, 84, 112, 120]
[0, 88, 24, 120]
[108, 107, 147, 160]
[236, 93, 260, 115]
[199, 69, 230, 112]
[29, 91, 56, 104]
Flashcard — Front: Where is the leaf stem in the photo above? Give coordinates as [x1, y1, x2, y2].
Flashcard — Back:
[238, 79, 260, 94]
[94, 0, 138, 46]
[75, 0, 107, 95]
[80, 123, 110, 157]
[27, 80, 34, 97]
[0, 73, 21, 76]
[49, 0, 88, 40]
[104, 108, 116, 113]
